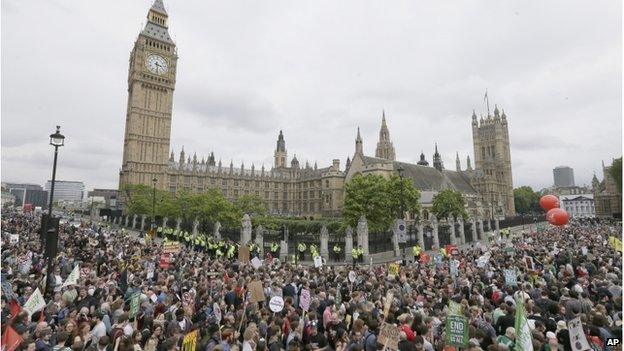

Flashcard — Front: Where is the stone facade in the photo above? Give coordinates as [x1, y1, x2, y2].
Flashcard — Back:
[593, 161, 622, 218]
[119, 0, 177, 194]
[118, 1, 516, 219]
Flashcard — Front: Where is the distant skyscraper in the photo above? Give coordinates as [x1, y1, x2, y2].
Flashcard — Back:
[553, 166, 575, 187]
[44, 180, 85, 203]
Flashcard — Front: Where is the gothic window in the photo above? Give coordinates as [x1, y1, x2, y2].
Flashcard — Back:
[210, 178, 216, 185]
[234, 180, 239, 186]
[221, 178, 227, 186]
[185, 176, 191, 185]
[265, 191, 270, 199]
[325, 180, 329, 188]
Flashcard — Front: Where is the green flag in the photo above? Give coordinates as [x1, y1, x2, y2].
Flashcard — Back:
[514, 298, 532, 351]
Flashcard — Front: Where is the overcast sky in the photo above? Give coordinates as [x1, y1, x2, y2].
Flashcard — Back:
[2, 0, 621, 192]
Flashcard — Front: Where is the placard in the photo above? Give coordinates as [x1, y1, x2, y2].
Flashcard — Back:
[567, 317, 591, 351]
[249, 280, 265, 303]
[9, 234, 19, 244]
[504, 269, 517, 286]
[523, 256, 535, 271]
[163, 242, 181, 254]
[445, 315, 468, 348]
[251, 257, 263, 269]
[239, 246, 250, 263]
[445, 244, 459, 256]
[159, 254, 171, 269]
[348, 271, 357, 283]
[377, 322, 399, 351]
[129, 292, 140, 319]
[449, 260, 459, 277]
[313, 256, 323, 268]
[448, 301, 463, 316]
[383, 291, 393, 317]
[300, 289, 311, 312]
[23, 288, 46, 316]
[269, 296, 284, 313]
[213, 302, 222, 323]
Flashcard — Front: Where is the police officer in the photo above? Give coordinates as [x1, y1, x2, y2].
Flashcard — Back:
[333, 244, 342, 261]
[270, 242, 279, 255]
[412, 245, 421, 260]
[297, 242, 307, 262]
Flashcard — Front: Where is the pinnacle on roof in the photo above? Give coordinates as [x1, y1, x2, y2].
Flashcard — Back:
[150, 0, 168, 15]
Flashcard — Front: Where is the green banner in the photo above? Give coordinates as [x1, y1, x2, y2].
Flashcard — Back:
[129, 292, 140, 319]
[445, 315, 468, 348]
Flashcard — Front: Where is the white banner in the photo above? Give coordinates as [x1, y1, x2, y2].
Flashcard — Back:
[62, 264, 80, 287]
[251, 257, 263, 270]
[23, 288, 46, 316]
[567, 317, 591, 351]
[313, 256, 323, 268]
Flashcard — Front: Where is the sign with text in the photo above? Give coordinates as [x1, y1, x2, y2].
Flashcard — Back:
[383, 291, 394, 317]
[159, 254, 171, 269]
[163, 242, 181, 254]
[445, 315, 469, 348]
[300, 289, 311, 312]
[251, 257, 262, 269]
[239, 246, 250, 263]
[269, 296, 284, 313]
[378, 322, 399, 351]
[504, 269, 517, 286]
[129, 292, 140, 319]
[249, 280, 265, 303]
[23, 288, 46, 316]
[313, 256, 323, 268]
[388, 263, 400, 278]
[395, 219, 407, 244]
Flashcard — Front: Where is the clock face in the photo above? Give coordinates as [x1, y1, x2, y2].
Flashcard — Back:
[145, 54, 168, 75]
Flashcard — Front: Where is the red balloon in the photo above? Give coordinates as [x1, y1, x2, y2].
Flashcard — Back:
[539, 195, 559, 211]
[546, 208, 569, 226]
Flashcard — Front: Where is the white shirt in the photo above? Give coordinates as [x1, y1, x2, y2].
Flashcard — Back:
[91, 321, 107, 343]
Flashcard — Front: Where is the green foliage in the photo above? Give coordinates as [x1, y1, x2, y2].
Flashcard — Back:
[386, 175, 422, 217]
[513, 186, 541, 214]
[609, 157, 622, 193]
[234, 194, 268, 217]
[343, 174, 421, 232]
[431, 189, 467, 219]
[251, 216, 344, 234]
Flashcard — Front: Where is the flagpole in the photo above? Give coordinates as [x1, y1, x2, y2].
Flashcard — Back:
[484, 89, 490, 116]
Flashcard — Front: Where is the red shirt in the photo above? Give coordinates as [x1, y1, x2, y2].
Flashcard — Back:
[400, 324, 415, 342]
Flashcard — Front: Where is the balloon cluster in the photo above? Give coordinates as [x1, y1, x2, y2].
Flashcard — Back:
[539, 194, 569, 226]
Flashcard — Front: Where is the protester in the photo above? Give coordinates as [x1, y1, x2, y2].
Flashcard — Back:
[1, 211, 622, 351]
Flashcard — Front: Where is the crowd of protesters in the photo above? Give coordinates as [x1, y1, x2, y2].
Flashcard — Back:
[1, 209, 622, 351]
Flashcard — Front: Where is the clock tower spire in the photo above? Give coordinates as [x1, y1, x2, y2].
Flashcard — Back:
[119, 0, 178, 199]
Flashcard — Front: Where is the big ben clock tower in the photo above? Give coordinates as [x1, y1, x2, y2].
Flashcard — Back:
[119, 0, 177, 195]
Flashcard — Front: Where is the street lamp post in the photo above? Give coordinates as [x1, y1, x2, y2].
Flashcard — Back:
[46, 126, 65, 298]
[151, 178, 157, 231]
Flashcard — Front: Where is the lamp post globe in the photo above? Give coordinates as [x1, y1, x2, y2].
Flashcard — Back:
[49, 126, 65, 147]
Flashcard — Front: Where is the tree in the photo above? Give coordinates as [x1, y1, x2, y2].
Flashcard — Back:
[386, 175, 422, 219]
[342, 174, 421, 232]
[234, 194, 268, 217]
[431, 189, 467, 219]
[513, 186, 541, 215]
[122, 184, 154, 217]
[609, 157, 622, 193]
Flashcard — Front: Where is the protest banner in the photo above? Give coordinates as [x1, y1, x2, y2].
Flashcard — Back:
[163, 241, 181, 254]
[269, 296, 284, 313]
[377, 322, 399, 351]
[348, 271, 357, 283]
[300, 289, 311, 312]
[213, 302, 222, 323]
[567, 317, 591, 351]
[239, 246, 250, 263]
[383, 291, 393, 317]
[248, 280, 265, 303]
[129, 292, 140, 319]
[23, 288, 46, 316]
[445, 244, 459, 256]
[448, 301, 463, 316]
[1, 326, 23, 351]
[504, 269, 517, 286]
[523, 256, 535, 270]
[159, 254, 171, 269]
[251, 257, 262, 269]
[62, 264, 80, 287]
[313, 256, 323, 268]
[445, 315, 468, 348]
[450, 260, 459, 277]
[181, 330, 199, 351]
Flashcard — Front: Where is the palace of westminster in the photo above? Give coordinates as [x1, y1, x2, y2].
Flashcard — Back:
[119, 1, 516, 219]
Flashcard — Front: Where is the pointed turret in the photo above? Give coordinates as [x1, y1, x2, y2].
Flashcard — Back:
[466, 155, 472, 171]
[187, 156, 191, 164]
[142, 0, 173, 44]
[274, 130, 287, 168]
[179, 147, 185, 164]
[471, 110, 478, 127]
[346, 156, 351, 169]
[261, 164, 265, 175]
[291, 155, 300, 169]
[193, 152, 197, 164]
[375, 111, 396, 160]
[494, 104, 500, 118]
[208, 152, 216, 166]
[314, 161, 318, 170]
[501, 109, 508, 124]
[355, 127, 363, 155]
[169, 150, 175, 162]
[417, 151, 429, 166]
[433, 143, 444, 171]
[455, 152, 461, 172]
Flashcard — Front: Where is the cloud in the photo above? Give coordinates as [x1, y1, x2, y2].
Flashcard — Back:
[1, 0, 621, 192]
